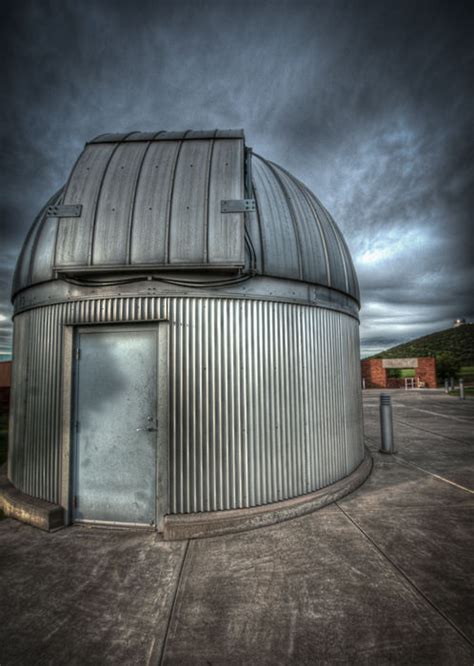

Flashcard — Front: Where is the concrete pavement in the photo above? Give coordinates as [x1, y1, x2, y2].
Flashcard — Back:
[0, 389, 473, 664]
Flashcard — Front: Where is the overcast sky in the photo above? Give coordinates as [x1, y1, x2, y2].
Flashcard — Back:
[1, 0, 473, 359]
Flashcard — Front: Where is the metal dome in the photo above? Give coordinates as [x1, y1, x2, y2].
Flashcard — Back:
[6, 128, 366, 536]
[12, 129, 359, 304]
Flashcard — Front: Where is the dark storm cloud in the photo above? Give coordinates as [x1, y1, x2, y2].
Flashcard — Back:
[0, 0, 473, 357]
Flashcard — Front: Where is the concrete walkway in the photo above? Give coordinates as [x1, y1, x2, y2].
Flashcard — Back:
[0, 390, 473, 664]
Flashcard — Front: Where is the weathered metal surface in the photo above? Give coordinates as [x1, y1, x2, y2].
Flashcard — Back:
[12, 188, 63, 294]
[9, 129, 364, 523]
[73, 327, 157, 524]
[12, 275, 360, 319]
[168, 139, 213, 263]
[251, 156, 301, 280]
[12, 134, 245, 289]
[169, 297, 364, 513]
[89, 129, 245, 143]
[208, 139, 244, 262]
[129, 140, 180, 264]
[46, 204, 82, 218]
[12, 131, 359, 305]
[251, 155, 358, 298]
[92, 141, 150, 265]
[8, 297, 364, 512]
[220, 199, 256, 213]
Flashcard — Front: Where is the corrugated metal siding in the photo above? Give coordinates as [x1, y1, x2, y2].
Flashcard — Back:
[168, 298, 362, 512]
[9, 297, 363, 512]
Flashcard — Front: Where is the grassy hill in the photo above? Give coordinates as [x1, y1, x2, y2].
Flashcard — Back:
[369, 323, 474, 366]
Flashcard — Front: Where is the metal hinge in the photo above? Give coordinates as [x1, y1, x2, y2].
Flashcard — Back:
[73, 496, 78, 509]
[46, 204, 82, 218]
[221, 199, 256, 213]
[76, 348, 81, 361]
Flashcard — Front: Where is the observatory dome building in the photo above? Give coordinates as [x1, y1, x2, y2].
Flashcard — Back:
[6, 130, 369, 537]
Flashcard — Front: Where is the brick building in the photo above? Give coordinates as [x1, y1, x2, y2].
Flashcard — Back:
[361, 357, 437, 389]
[0, 360, 11, 418]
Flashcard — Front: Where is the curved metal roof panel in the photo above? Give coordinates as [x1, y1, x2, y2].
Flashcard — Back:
[89, 129, 245, 143]
[12, 130, 359, 304]
[52, 131, 244, 274]
[250, 155, 359, 301]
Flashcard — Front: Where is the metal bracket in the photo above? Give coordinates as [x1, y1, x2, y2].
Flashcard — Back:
[46, 204, 82, 218]
[221, 199, 256, 213]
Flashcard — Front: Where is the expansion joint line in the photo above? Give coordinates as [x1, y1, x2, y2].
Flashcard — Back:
[157, 539, 191, 665]
[394, 418, 471, 446]
[335, 502, 473, 648]
[363, 433, 472, 493]
[394, 457, 474, 495]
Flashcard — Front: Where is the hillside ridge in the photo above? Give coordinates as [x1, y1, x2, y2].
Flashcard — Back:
[368, 323, 474, 365]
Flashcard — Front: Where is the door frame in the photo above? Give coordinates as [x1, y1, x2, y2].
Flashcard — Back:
[60, 320, 169, 531]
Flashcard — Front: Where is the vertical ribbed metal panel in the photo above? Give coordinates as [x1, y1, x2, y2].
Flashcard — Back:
[207, 138, 244, 263]
[166, 298, 363, 513]
[129, 140, 180, 264]
[92, 142, 150, 265]
[303, 188, 348, 294]
[55, 143, 117, 267]
[168, 140, 212, 263]
[30, 215, 59, 285]
[268, 164, 330, 286]
[9, 297, 166, 503]
[9, 297, 363, 512]
[252, 157, 301, 279]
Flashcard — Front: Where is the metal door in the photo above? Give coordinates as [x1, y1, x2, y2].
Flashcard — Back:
[73, 326, 158, 525]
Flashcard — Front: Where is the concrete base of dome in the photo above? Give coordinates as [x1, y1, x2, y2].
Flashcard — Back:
[164, 447, 373, 540]
[0, 471, 65, 532]
[0, 449, 372, 537]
